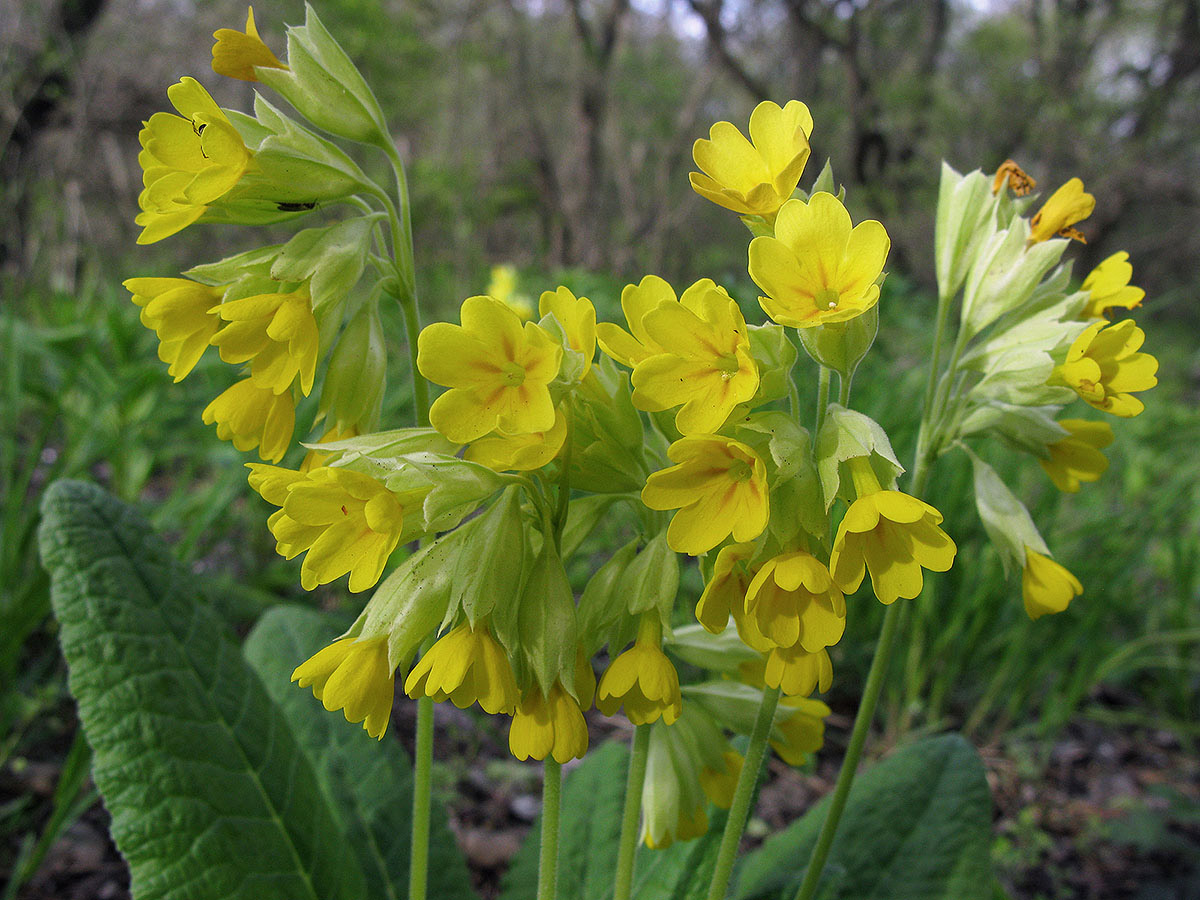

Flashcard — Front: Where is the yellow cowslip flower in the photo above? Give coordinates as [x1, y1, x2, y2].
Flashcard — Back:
[597, 276, 718, 368]
[124, 277, 224, 381]
[748, 193, 890, 329]
[404, 621, 520, 715]
[1029, 177, 1094, 244]
[540, 286, 596, 377]
[690, 99, 813, 220]
[642, 435, 769, 556]
[1022, 548, 1082, 620]
[417, 295, 562, 443]
[1080, 252, 1145, 319]
[1053, 319, 1158, 417]
[597, 618, 682, 726]
[698, 750, 743, 809]
[202, 377, 295, 462]
[300, 424, 358, 473]
[465, 408, 567, 472]
[695, 542, 757, 635]
[630, 283, 759, 434]
[771, 696, 830, 766]
[250, 465, 413, 592]
[291, 636, 393, 739]
[210, 289, 320, 396]
[992, 159, 1036, 196]
[508, 682, 589, 764]
[764, 645, 833, 697]
[744, 552, 845, 652]
[1039, 419, 1113, 493]
[136, 77, 252, 244]
[212, 7, 288, 82]
[828, 458, 956, 605]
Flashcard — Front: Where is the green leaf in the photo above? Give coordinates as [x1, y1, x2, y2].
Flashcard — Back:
[732, 734, 994, 900]
[37, 480, 366, 900]
[243, 605, 476, 900]
[499, 741, 627, 900]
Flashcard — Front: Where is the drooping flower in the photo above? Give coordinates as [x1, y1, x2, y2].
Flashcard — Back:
[1029, 177, 1094, 243]
[1080, 252, 1145, 319]
[690, 100, 813, 219]
[828, 459, 956, 605]
[135, 77, 252, 244]
[695, 542, 758, 635]
[417, 295, 562, 443]
[1039, 419, 1113, 493]
[124, 277, 224, 381]
[764, 645, 833, 697]
[291, 636, 394, 739]
[596, 618, 682, 726]
[642, 435, 770, 556]
[698, 750, 744, 809]
[202, 377, 295, 462]
[1053, 319, 1158, 417]
[748, 192, 890, 329]
[630, 282, 759, 434]
[597, 276, 717, 368]
[992, 159, 1036, 196]
[508, 681, 589, 763]
[465, 408, 568, 472]
[209, 288, 320, 395]
[404, 621, 520, 714]
[539, 286, 596, 377]
[743, 551, 845, 651]
[771, 696, 830, 766]
[211, 7, 288, 82]
[1022, 548, 1082, 620]
[250, 465, 415, 592]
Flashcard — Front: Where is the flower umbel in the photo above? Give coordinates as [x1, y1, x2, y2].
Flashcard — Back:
[748, 193, 890, 329]
[1039, 419, 1113, 493]
[291, 636, 394, 739]
[211, 7, 287, 82]
[1022, 548, 1083, 620]
[1054, 319, 1158, 417]
[124, 277, 223, 381]
[690, 100, 813, 219]
[135, 77, 252, 244]
[642, 434, 770, 556]
[418, 295, 562, 443]
[404, 622, 520, 714]
[203, 377, 295, 462]
[630, 282, 759, 434]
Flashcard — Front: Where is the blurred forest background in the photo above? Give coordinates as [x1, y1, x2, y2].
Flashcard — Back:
[4, 1, 1200, 898]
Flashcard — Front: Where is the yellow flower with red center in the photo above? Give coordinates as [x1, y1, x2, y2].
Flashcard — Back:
[1054, 319, 1158, 417]
[124, 277, 224, 381]
[248, 464, 413, 592]
[203, 377, 295, 462]
[210, 288, 320, 395]
[744, 551, 845, 651]
[1039, 419, 1113, 493]
[596, 618, 682, 726]
[417, 295, 562, 443]
[211, 7, 288, 82]
[641, 435, 770, 556]
[630, 282, 759, 434]
[291, 636, 393, 739]
[508, 682, 589, 764]
[764, 646, 832, 697]
[465, 408, 568, 472]
[136, 77, 252, 244]
[690, 100, 813, 219]
[748, 192, 890, 329]
[828, 459, 956, 605]
[597, 276, 719, 368]
[1022, 548, 1082, 620]
[404, 622, 520, 714]
[1029, 178, 1094, 244]
[1080, 252, 1145, 319]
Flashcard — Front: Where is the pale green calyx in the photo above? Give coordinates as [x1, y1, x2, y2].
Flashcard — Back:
[815, 405, 904, 509]
[966, 448, 1048, 576]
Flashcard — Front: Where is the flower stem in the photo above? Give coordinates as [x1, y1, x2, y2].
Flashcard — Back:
[538, 759, 563, 900]
[399, 291, 431, 426]
[706, 685, 781, 900]
[815, 366, 831, 434]
[409, 636, 435, 900]
[791, 602, 901, 900]
[613, 725, 650, 900]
